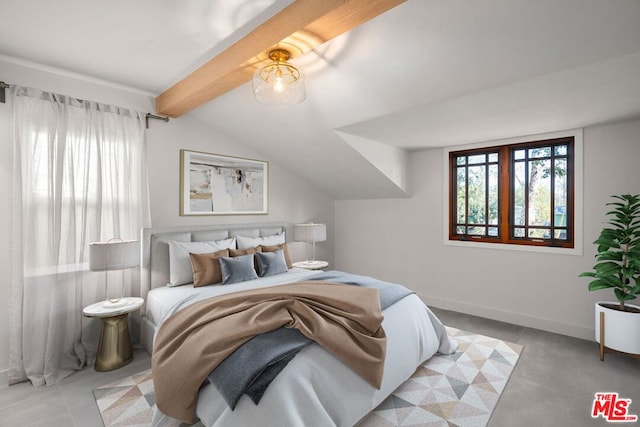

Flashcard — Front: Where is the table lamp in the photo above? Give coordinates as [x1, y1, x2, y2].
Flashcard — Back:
[294, 223, 326, 268]
[89, 239, 139, 307]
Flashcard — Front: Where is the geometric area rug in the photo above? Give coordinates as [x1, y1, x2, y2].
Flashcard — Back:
[93, 370, 203, 427]
[358, 326, 523, 427]
[94, 326, 522, 427]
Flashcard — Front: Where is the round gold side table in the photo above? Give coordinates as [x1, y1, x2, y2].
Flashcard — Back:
[83, 297, 144, 371]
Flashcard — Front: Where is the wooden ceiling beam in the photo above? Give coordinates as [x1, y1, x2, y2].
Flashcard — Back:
[156, 0, 406, 118]
[300, 0, 406, 46]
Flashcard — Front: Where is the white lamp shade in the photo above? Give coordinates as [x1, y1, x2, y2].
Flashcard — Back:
[294, 223, 326, 243]
[89, 240, 140, 271]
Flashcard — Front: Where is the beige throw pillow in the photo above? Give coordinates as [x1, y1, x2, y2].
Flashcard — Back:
[229, 246, 262, 257]
[189, 249, 230, 287]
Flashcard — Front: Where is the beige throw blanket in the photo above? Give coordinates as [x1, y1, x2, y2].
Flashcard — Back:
[152, 282, 386, 423]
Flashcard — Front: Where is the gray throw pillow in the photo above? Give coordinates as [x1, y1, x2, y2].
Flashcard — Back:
[219, 253, 259, 284]
[255, 249, 288, 277]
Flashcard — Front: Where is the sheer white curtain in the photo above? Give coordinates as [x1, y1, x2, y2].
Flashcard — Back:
[9, 86, 151, 386]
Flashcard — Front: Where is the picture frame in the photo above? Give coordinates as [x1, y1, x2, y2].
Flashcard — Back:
[180, 149, 268, 216]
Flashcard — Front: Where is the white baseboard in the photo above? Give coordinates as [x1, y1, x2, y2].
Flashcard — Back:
[0, 369, 7, 388]
[420, 294, 594, 342]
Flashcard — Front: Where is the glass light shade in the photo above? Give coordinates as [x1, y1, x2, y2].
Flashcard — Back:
[253, 49, 305, 106]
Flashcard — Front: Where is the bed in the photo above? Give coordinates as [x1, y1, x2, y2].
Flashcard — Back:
[139, 223, 456, 427]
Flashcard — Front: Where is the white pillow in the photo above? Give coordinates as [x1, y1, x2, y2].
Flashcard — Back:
[236, 233, 285, 250]
[168, 238, 236, 286]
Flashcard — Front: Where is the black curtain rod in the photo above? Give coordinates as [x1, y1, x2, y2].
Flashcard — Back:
[145, 113, 169, 129]
[0, 80, 170, 129]
[0, 81, 9, 104]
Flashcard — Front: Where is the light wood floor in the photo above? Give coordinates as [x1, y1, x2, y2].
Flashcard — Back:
[0, 307, 638, 426]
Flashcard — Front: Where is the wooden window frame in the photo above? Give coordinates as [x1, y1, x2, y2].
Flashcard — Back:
[449, 136, 575, 249]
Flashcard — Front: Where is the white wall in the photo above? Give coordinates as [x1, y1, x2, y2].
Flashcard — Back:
[0, 59, 334, 386]
[144, 113, 334, 244]
[335, 119, 640, 341]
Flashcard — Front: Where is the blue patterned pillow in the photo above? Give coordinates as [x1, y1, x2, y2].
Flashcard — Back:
[219, 253, 258, 284]
[255, 249, 288, 277]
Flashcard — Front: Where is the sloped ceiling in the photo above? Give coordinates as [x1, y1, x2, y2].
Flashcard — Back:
[1, 0, 640, 199]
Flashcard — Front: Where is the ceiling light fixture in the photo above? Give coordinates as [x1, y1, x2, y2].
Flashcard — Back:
[253, 48, 305, 106]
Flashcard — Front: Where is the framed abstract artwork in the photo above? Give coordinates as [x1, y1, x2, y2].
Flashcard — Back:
[180, 149, 268, 215]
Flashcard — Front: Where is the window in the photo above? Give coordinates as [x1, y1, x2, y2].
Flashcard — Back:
[13, 89, 150, 273]
[449, 136, 574, 248]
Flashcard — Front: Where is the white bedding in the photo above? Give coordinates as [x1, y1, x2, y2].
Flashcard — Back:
[144, 267, 318, 327]
[149, 271, 456, 427]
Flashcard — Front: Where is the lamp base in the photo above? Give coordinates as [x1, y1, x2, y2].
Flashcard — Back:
[102, 299, 128, 308]
[292, 260, 329, 270]
[300, 260, 324, 267]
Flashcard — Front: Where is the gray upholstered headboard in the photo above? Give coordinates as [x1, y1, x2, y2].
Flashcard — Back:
[140, 222, 287, 300]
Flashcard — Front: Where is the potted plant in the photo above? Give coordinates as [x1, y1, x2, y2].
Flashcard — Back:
[580, 194, 640, 359]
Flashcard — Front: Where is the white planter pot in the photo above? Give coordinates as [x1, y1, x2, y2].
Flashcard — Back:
[595, 301, 640, 355]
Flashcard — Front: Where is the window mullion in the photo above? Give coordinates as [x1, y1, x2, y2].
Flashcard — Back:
[550, 150, 556, 245]
[464, 162, 469, 237]
[449, 154, 455, 238]
[484, 163, 488, 236]
[567, 143, 574, 243]
[500, 147, 510, 242]
[524, 151, 529, 240]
